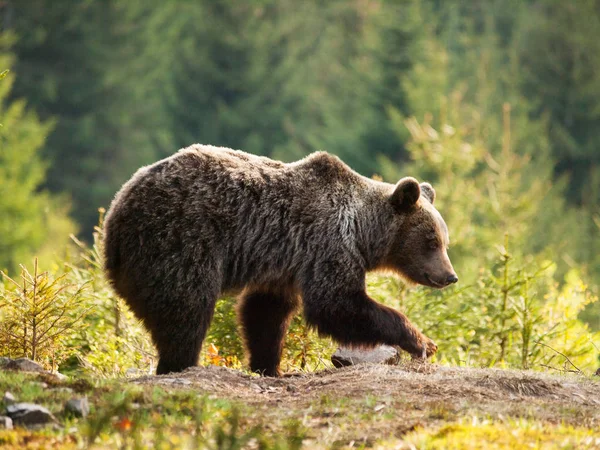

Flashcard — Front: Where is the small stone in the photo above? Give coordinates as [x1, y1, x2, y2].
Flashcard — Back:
[53, 372, 68, 381]
[126, 368, 143, 377]
[2, 391, 15, 404]
[53, 387, 74, 394]
[0, 416, 13, 429]
[6, 403, 57, 427]
[159, 378, 191, 386]
[331, 345, 400, 368]
[64, 397, 90, 418]
[2, 358, 45, 373]
[286, 385, 298, 393]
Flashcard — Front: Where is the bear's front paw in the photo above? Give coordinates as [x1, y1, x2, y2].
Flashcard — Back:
[412, 336, 437, 360]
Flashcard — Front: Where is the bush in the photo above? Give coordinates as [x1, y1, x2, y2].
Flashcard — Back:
[0, 258, 88, 372]
[200, 296, 335, 373]
[369, 239, 600, 372]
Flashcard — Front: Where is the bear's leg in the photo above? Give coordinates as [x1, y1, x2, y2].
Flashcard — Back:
[238, 287, 299, 376]
[149, 295, 219, 375]
[303, 289, 436, 359]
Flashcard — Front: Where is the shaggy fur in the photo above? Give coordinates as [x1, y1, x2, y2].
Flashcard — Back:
[103, 145, 457, 375]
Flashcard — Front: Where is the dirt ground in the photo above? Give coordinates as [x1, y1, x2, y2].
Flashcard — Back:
[133, 362, 600, 447]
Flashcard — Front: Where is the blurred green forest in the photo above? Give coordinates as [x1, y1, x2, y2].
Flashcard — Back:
[1, 0, 600, 374]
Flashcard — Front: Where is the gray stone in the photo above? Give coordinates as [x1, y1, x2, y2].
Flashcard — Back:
[331, 345, 400, 368]
[64, 397, 90, 418]
[126, 368, 144, 377]
[2, 391, 15, 405]
[0, 416, 12, 430]
[159, 378, 192, 386]
[53, 387, 74, 394]
[2, 358, 45, 373]
[6, 403, 57, 427]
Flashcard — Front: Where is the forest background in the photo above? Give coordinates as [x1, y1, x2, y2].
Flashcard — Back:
[2, 0, 600, 376]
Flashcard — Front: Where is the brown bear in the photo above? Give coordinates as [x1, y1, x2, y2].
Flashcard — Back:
[103, 145, 457, 376]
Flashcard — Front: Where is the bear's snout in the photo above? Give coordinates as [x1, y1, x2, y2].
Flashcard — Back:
[424, 269, 458, 288]
[446, 274, 458, 285]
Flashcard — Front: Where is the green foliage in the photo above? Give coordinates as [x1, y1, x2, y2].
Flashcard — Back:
[201, 296, 335, 373]
[373, 106, 599, 372]
[0, 258, 88, 371]
[518, 0, 600, 206]
[0, 50, 76, 273]
[281, 315, 335, 373]
[79, 385, 307, 449]
[7, 0, 427, 229]
[369, 251, 600, 372]
[9, 0, 172, 232]
[200, 296, 244, 370]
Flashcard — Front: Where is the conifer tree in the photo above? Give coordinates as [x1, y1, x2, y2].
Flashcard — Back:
[7, 0, 120, 232]
[0, 50, 75, 272]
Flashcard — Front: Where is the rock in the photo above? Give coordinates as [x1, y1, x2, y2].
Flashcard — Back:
[158, 378, 192, 386]
[2, 391, 15, 405]
[6, 403, 57, 427]
[64, 397, 90, 418]
[53, 387, 74, 394]
[331, 345, 400, 368]
[0, 357, 9, 367]
[0, 416, 13, 430]
[2, 358, 45, 373]
[126, 368, 144, 377]
[54, 372, 68, 381]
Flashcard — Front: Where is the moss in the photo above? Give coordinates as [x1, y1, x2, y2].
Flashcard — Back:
[403, 418, 600, 450]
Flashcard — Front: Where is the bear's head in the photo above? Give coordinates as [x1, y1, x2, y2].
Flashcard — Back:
[383, 177, 458, 289]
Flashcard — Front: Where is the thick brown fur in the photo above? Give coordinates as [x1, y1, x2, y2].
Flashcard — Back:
[103, 145, 457, 375]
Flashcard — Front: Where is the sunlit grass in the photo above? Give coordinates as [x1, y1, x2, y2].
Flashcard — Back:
[401, 417, 600, 450]
[2, 368, 599, 449]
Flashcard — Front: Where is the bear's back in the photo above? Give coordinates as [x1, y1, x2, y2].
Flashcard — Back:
[179, 144, 287, 171]
[104, 145, 378, 293]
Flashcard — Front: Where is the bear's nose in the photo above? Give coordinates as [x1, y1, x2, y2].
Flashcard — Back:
[446, 274, 458, 285]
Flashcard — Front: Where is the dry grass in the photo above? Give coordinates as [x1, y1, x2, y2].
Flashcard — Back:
[134, 362, 600, 408]
[131, 361, 600, 447]
[2, 362, 599, 448]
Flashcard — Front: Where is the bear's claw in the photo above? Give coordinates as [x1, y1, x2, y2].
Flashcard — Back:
[425, 338, 438, 357]
[412, 336, 437, 360]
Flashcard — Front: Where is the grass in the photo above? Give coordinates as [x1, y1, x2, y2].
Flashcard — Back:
[0, 371, 305, 449]
[0, 363, 599, 449]
[402, 419, 600, 449]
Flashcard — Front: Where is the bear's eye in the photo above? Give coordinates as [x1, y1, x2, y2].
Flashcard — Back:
[428, 238, 439, 250]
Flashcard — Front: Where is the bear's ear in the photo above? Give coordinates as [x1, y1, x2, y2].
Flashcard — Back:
[420, 182, 436, 204]
[390, 177, 421, 211]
